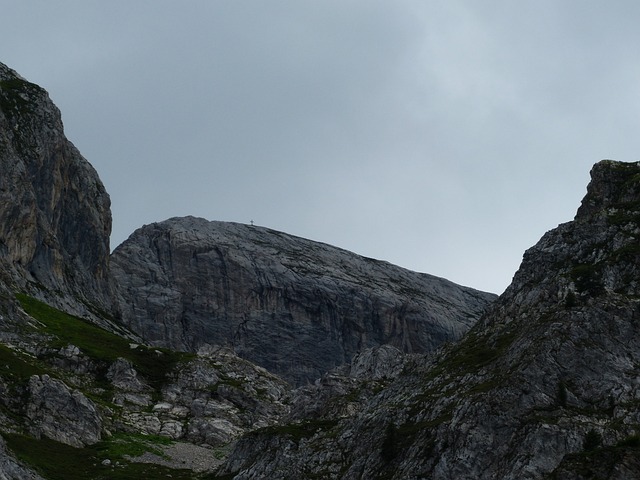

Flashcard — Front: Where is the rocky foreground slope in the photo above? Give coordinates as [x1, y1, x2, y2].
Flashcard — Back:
[217, 160, 640, 479]
[110, 217, 495, 385]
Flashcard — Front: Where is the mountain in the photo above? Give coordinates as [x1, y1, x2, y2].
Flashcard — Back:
[5, 58, 639, 480]
[0, 62, 113, 320]
[0, 61, 497, 478]
[217, 160, 640, 479]
[110, 217, 495, 386]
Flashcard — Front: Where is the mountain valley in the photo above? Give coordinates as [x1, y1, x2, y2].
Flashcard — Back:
[1, 61, 639, 479]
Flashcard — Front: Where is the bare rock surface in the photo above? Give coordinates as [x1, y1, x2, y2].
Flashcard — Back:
[26, 374, 102, 447]
[0, 436, 44, 480]
[0, 62, 114, 318]
[111, 217, 496, 385]
[126, 441, 226, 473]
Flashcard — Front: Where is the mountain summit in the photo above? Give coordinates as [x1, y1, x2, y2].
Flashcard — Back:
[110, 216, 494, 385]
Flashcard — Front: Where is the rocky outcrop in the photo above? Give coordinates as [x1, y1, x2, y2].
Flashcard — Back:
[113, 346, 290, 447]
[0, 294, 291, 476]
[0, 62, 113, 318]
[110, 217, 496, 385]
[26, 374, 102, 447]
[217, 160, 640, 479]
[0, 436, 43, 480]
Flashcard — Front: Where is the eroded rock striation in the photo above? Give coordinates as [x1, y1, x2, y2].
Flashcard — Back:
[110, 217, 496, 385]
[217, 160, 640, 479]
[0, 62, 113, 318]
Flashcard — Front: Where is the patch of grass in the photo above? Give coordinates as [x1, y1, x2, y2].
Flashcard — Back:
[94, 432, 173, 461]
[0, 344, 47, 382]
[251, 418, 339, 443]
[15, 294, 191, 392]
[446, 328, 517, 374]
[4, 433, 195, 480]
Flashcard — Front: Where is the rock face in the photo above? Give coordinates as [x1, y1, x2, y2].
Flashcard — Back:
[110, 217, 496, 385]
[26, 374, 102, 447]
[0, 436, 44, 480]
[217, 160, 640, 479]
[0, 62, 113, 316]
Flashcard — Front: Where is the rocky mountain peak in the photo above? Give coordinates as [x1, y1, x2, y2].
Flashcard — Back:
[576, 159, 640, 221]
[111, 216, 496, 386]
[5, 58, 640, 479]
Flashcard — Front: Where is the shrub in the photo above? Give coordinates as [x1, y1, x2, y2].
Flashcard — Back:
[583, 429, 603, 451]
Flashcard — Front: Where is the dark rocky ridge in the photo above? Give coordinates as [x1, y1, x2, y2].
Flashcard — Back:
[110, 217, 496, 385]
[217, 160, 640, 479]
[0, 62, 113, 318]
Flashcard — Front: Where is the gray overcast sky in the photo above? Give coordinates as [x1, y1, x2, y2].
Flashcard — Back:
[2, 1, 640, 294]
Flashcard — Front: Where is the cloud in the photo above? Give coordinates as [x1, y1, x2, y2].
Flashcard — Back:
[1, 1, 639, 293]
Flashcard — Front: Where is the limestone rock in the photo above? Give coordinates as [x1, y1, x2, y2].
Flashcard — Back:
[0, 435, 44, 480]
[347, 344, 405, 381]
[0, 62, 113, 318]
[110, 217, 496, 385]
[26, 374, 101, 447]
[107, 358, 150, 392]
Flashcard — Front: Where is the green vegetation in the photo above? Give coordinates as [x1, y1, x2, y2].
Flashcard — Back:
[583, 429, 603, 451]
[607, 201, 640, 226]
[0, 78, 39, 115]
[94, 432, 173, 461]
[616, 434, 640, 448]
[446, 328, 517, 374]
[0, 343, 47, 381]
[611, 243, 640, 262]
[15, 294, 191, 392]
[251, 419, 339, 443]
[569, 264, 603, 295]
[4, 433, 196, 480]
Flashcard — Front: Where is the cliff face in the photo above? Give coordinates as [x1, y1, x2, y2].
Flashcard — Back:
[0, 63, 113, 316]
[110, 217, 496, 385]
[218, 160, 640, 479]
